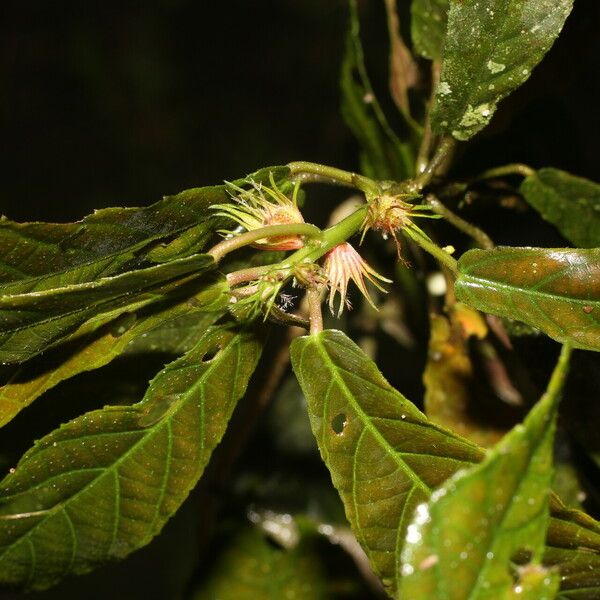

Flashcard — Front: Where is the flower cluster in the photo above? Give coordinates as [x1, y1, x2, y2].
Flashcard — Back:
[212, 173, 305, 251]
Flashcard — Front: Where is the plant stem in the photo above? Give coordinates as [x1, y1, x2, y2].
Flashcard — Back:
[415, 59, 441, 175]
[412, 136, 457, 191]
[405, 226, 458, 274]
[208, 223, 321, 262]
[281, 205, 369, 269]
[426, 194, 494, 249]
[474, 163, 535, 180]
[307, 288, 324, 335]
[226, 265, 274, 287]
[287, 161, 380, 196]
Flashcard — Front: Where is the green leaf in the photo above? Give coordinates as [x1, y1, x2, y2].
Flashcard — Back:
[0, 166, 288, 296]
[0, 254, 216, 364]
[411, 0, 449, 60]
[341, 0, 414, 180]
[543, 499, 600, 599]
[192, 525, 327, 600]
[0, 325, 263, 590]
[520, 169, 600, 248]
[290, 330, 600, 597]
[431, 0, 573, 140]
[398, 343, 571, 599]
[290, 329, 484, 594]
[0, 276, 229, 428]
[455, 247, 600, 352]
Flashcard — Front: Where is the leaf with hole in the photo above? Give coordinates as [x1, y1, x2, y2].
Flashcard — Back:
[431, 0, 573, 140]
[455, 247, 600, 352]
[0, 325, 263, 590]
[520, 168, 600, 248]
[0, 276, 229, 428]
[290, 329, 600, 597]
[291, 329, 483, 594]
[398, 344, 570, 599]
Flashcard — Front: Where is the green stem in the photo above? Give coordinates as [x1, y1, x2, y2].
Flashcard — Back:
[415, 59, 441, 176]
[208, 223, 321, 262]
[405, 226, 458, 274]
[280, 205, 369, 269]
[426, 194, 494, 249]
[287, 161, 380, 196]
[226, 265, 274, 287]
[412, 136, 457, 191]
[474, 163, 535, 181]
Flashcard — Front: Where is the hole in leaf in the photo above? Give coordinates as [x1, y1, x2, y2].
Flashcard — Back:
[201, 345, 221, 362]
[331, 413, 347, 435]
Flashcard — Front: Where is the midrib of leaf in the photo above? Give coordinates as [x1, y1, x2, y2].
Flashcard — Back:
[459, 276, 600, 327]
[311, 338, 432, 495]
[308, 334, 472, 581]
[0, 333, 240, 563]
[465, 433, 554, 600]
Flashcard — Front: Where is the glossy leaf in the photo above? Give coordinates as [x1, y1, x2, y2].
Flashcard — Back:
[291, 329, 484, 593]
[0, 325, 263, 590]
[291, 330, 600, 597]
[0, 254, 216, 364]
[431, 0, 573, 140]
[0, 166, 288, 296]
[192, 526, 327, 600]
[411, 0, 449, 60]
[341, 0, 414, 180]
[0, 276, 229, 428]
[520, 168, 600, 248]
[455, 247, 600, 352]
[398, 343, 571, 599]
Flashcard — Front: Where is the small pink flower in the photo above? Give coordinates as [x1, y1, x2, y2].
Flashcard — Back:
[323, 242, 391, 317]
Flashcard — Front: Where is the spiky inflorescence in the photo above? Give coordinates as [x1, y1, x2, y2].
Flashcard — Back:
[323, 242, 391, 317]
[361, 193, 439, 257]
[212, 173, 306, 251]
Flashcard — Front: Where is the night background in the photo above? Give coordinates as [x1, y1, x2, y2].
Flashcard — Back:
[1, 1, 599, 598]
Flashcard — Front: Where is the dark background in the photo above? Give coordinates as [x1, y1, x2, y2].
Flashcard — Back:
[0, 1, 599, 599]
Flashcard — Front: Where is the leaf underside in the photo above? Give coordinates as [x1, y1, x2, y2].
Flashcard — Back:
[0, 325, 263, 590]
[290, 330, 600, 598]
[455, 247, 600, 352]
[520, 168, 600, 248]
